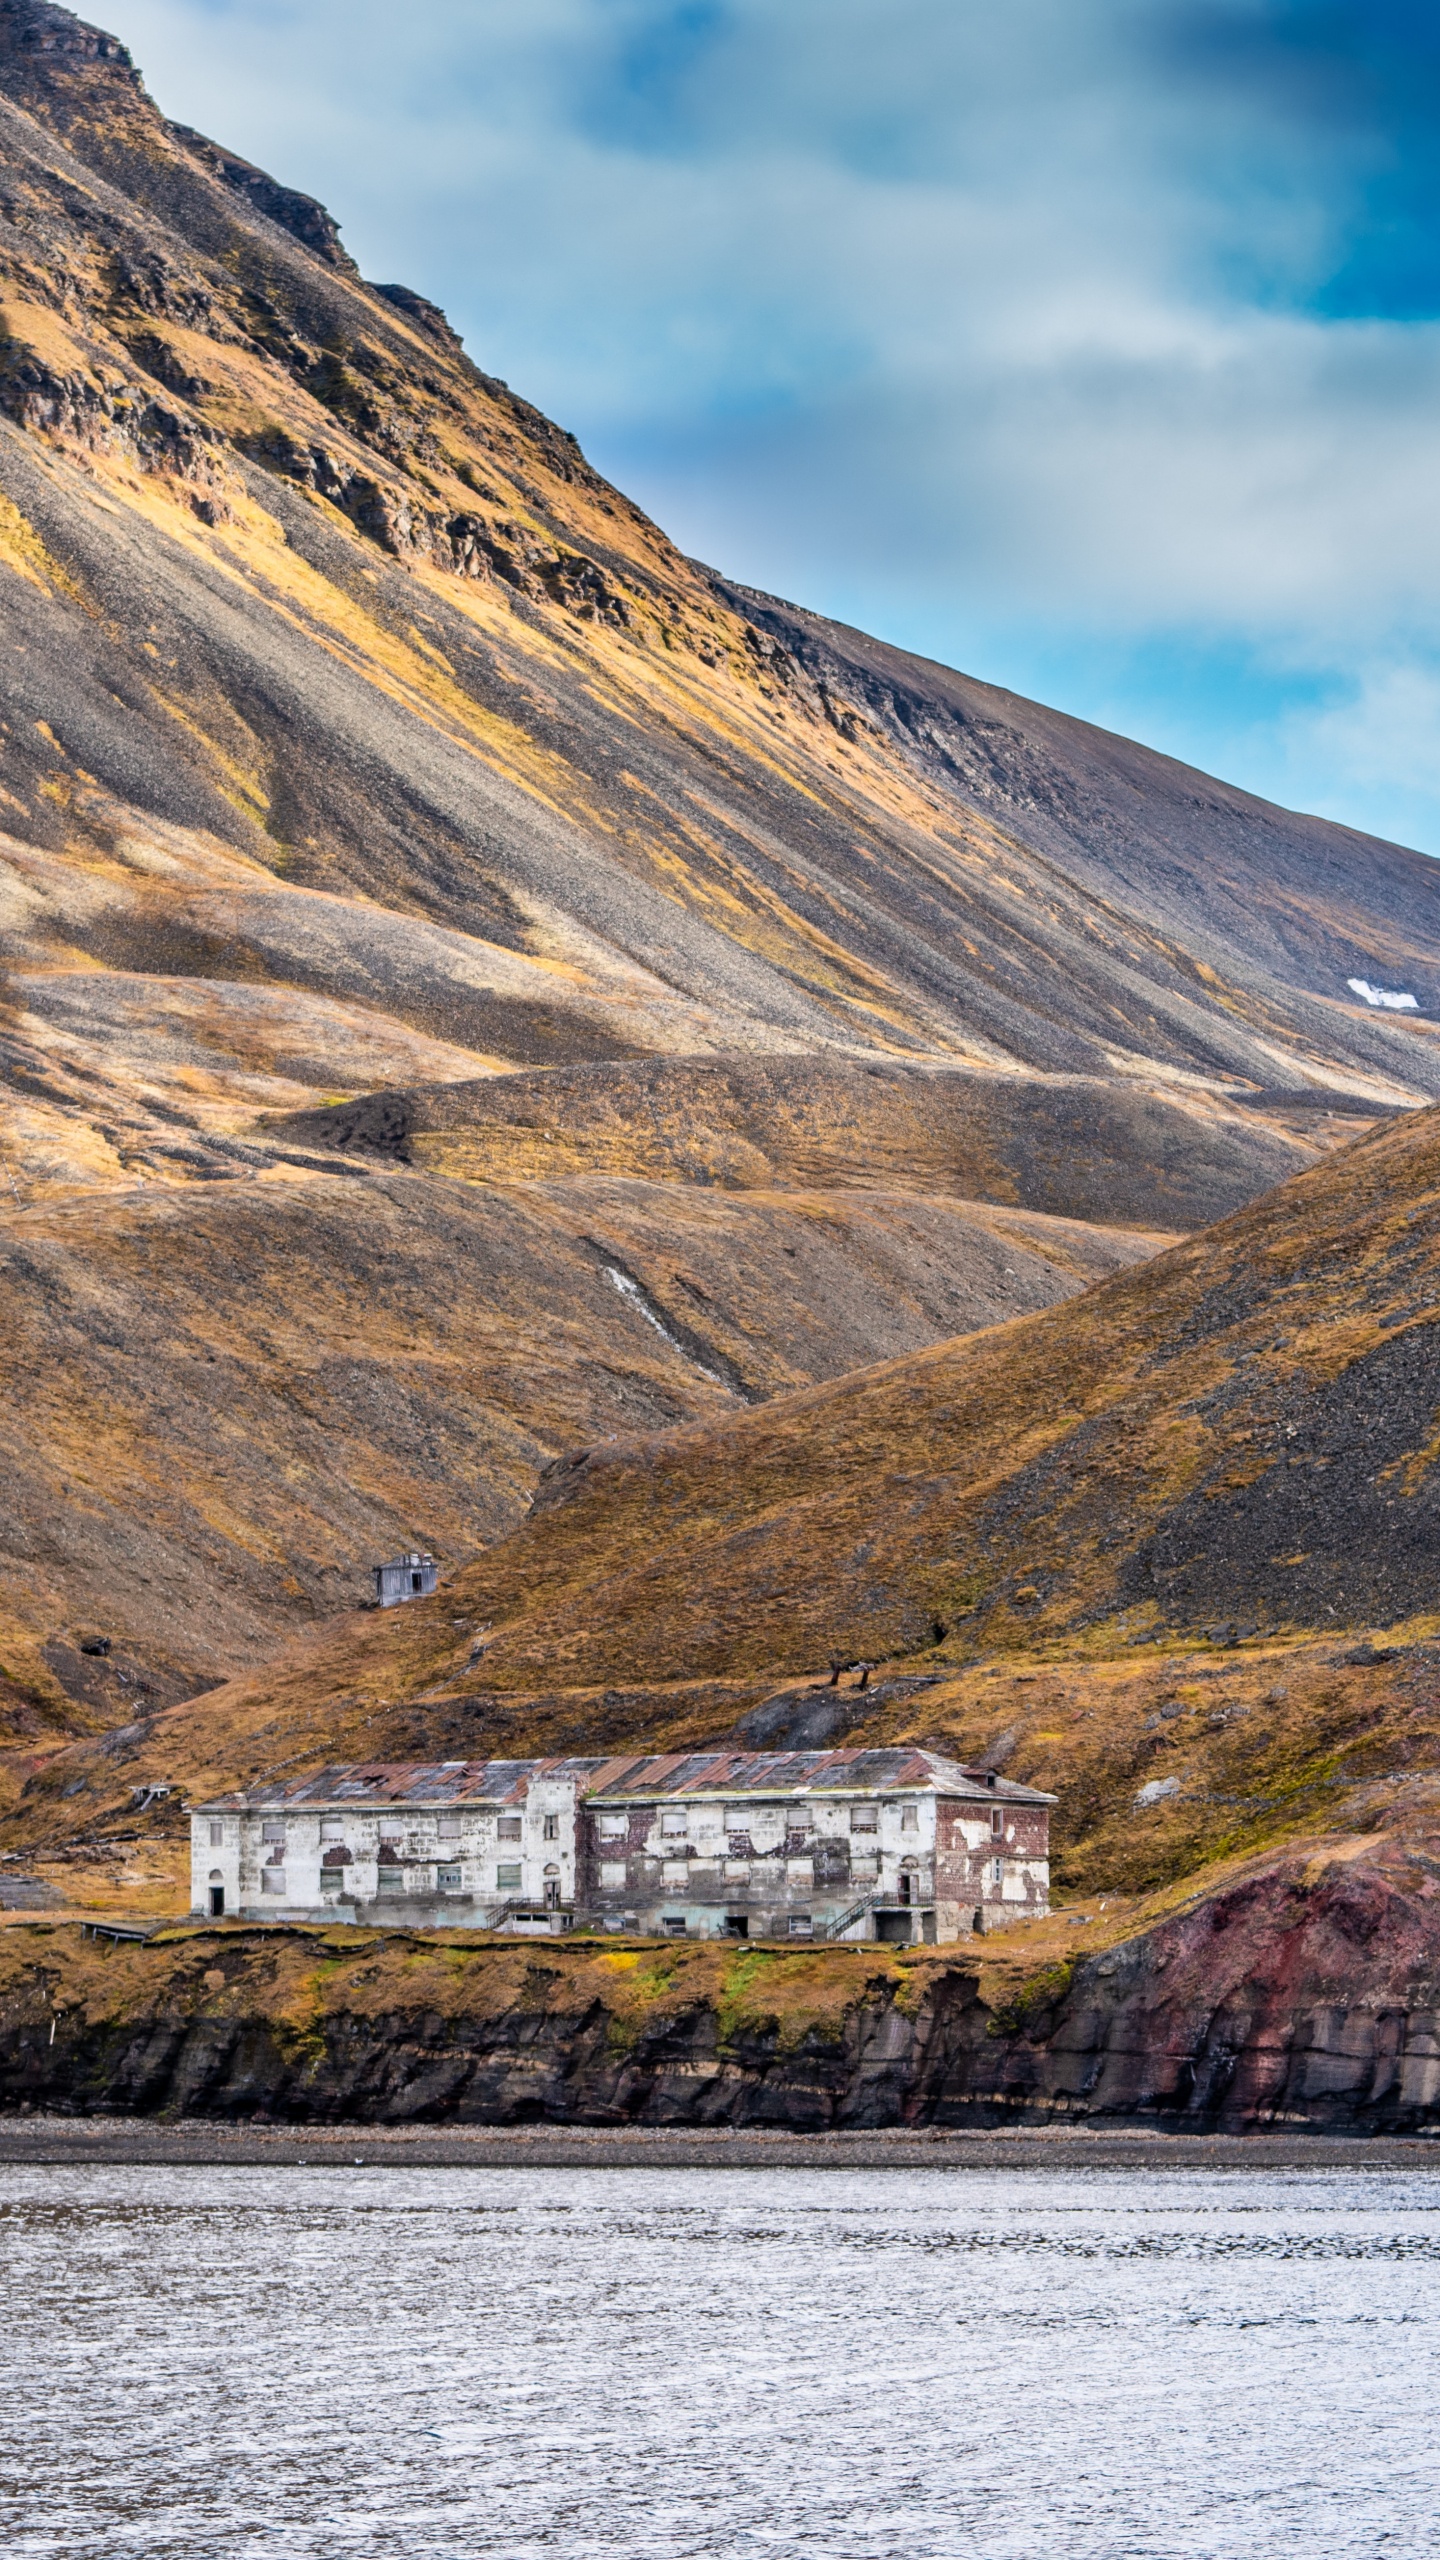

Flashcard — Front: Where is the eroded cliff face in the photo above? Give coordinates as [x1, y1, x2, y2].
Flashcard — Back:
[5, 1829, 1439, 2134]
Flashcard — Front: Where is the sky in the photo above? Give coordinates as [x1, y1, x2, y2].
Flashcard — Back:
[96, 0, 1440, 853]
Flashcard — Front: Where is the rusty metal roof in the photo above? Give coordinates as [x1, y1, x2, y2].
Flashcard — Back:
[196, 1747, 1054, 1812]
[582, 1748, 1055, 1805]
[194, 1755, 634, 1812]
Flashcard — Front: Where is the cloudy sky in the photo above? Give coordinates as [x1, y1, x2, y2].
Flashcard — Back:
[103, 1, 1440, 852]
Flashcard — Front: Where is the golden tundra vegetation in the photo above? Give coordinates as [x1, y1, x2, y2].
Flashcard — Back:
[4, 3, 1440, 2047]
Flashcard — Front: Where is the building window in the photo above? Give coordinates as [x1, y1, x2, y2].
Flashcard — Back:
[437, 1865, 463, 1891]
[596, 1813, 627, 1841]
[723, 1860, 750, 1881]
[438, 1813, 462, 1839]
[261, 1871, 285, 1895]
[662, 1860, 689, 1885]
[599, 1861, 627, 1887]
[662, 1916, 687, 1936]
[850, 1804, 878, 1833]
[497, 1815, 522, 1842]
[901, 1803, 919, 1832]
[991, 1807, 1003, 1838]
[320, 1817, 345, 1842]
[992, 1858, 1004, 1884]
[320, 1870, 346, 1895]
[543, 1814, 559, 1841]
[262, 1821, 286, 1844]
[209, 1821, 224, 1847]
[661, 1810, 688, 1837]
[788, 1914, 813, 1938]
[378, 1866, 404, 1893]
[497, 1863, 523, 1890]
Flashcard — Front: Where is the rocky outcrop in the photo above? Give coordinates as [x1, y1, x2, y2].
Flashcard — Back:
[6, 1839, 1440, 2133]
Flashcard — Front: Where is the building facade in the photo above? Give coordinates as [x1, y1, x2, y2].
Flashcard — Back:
[191, 1747, 1054, 1943]
[373, 1552, 438, 1607]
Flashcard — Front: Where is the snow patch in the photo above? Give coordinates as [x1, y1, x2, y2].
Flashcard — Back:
[1347, 978, 1419, 1010]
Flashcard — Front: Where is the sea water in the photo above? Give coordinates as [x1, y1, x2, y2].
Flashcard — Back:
[4, 2163, 1438, 2558]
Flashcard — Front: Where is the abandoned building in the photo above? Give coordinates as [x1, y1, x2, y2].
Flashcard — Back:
[191, 1748, 1054, 1940]
[373, 1552, 438, 1607]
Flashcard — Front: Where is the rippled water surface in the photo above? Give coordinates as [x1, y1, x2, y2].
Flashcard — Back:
[5, 2162, 1440, 2557]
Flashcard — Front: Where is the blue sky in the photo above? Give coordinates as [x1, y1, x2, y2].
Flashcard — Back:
[101, 0, 1440, 852]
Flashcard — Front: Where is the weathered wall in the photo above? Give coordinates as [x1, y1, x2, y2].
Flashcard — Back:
[7, 1833, 1440, 2133]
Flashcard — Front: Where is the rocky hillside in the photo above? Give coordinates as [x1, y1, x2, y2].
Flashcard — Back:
[4, 0, 1422, 1721]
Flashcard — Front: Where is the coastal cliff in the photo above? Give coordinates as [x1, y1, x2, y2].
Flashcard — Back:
[6, 1826, 1440, 2134]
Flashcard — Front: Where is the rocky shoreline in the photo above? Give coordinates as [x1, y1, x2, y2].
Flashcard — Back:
[2, 2117, 1437, 2169]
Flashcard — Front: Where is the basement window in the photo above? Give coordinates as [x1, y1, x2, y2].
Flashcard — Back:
[497, 1816, 523, 1841]
[261, 1871, 285, 1895]
[662, 1915, 688, 1936]
[788, 1914, 814, 1938]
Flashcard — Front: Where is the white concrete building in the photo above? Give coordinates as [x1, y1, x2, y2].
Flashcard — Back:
[191, 1747, 1055, 1943]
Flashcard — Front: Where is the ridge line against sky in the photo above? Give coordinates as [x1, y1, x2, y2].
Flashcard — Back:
[91, 0, 1440, 856]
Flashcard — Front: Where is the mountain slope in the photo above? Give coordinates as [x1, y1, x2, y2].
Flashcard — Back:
[1, 0, 1438, 1749]
[21, 1097, 1436, 1925]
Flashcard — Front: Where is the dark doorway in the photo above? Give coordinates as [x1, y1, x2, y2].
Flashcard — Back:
[723, 1914, 749, 1937]
[899, 1870, 917, 1905]
[876, 1910, 911, 1944]
[544, 1878, 562, 1911]
[209, 1885, 225, 1917]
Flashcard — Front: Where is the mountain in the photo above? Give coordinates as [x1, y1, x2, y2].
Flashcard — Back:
[3, 0, 1440, 1925]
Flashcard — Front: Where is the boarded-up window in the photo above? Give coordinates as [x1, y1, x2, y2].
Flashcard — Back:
[438, 1814, 462, 1838]
[497, 1862, 523, 1889]
[661, 1810, 688, 1836]
[208, 1821, 224, 1847]
[662, 1859, 689, 1885]
[600, 1861, 627, 1886]
[497, 1815, 523, 1841]
[261, 1871, 285, 1895]
[901, 1803, 919, 1832]
[262, 1821, 286, 1843]
[320, 1818, 345, 1841]
[597, 1812, 627, 1840]
[850, 1804, 878, 1833]
[788, 1914, 813, 1938]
